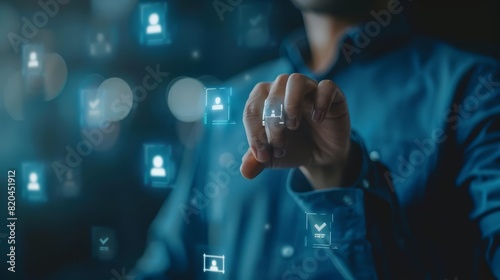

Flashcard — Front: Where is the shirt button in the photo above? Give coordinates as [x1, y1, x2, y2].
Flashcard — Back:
[281, 245, 294, 258]
[362, 179, 370, 189]
[369, 150, 380, 161]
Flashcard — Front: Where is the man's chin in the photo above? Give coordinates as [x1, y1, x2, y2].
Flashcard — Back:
[291, 0, 375, 17]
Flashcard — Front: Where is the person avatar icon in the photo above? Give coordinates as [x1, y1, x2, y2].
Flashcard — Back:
[212, 96, 224, 111]
[209, 260, 219, 272]
[63, 170, 78, 196]
[146, 13, 162, 34]
[28, 52, 39, 68]
[270, 109, 276, 117]
[27, 172, 40, 191]
[150, 155, 166, 177]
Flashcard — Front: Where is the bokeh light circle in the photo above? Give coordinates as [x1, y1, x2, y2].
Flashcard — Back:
[44, 53, 68, 101]
[96, 77, 133, 122]
[3, 71, 24, 121]
[167, 77, 205, 122]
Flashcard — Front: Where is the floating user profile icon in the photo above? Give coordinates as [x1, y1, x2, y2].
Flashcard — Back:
[22, 44, 44, 77]
[21, 162, 47, 202]
[203, 254, 225, 274]
[204, 87, 235, 125]
[139, 2, 171, 45]
[262, 100, 284, 126]
[143, 143, 174, 188]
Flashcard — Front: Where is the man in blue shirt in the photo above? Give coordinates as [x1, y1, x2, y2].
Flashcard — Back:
[135, 0, 500, 279]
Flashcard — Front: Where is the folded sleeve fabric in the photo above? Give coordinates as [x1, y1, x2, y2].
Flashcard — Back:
[287, 130, 429, 280]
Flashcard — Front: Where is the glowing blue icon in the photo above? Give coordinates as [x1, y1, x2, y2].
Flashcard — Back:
[92, 227, 117, 261]
[22, 162, 47, 202]
[262, 100, 284, 126]
[22, 44, 44, 77]
[203, 254, 225, 274]
[80, 88, 103, 128]
[305, 212, 333, 249]
[204, 87, 235, 125]
[27, 172, 40, 191]
[139, 2, 171, 45]
[90, 32, 113, 57]
[146, 13, 162, 34]
[238, 4, 272, 48]
[150, 155, 166, 177]
[144, 144, 173, 188]
[212, 96, 224, 111]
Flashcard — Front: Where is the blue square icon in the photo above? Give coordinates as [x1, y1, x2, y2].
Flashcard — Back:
[139, 2, 171, 46]
[22, 162, 47, 202]
[92, 227, 117, 261]
[80, 88, 103, 128]
[204, 87, 234, 125]
[143, 144, 173, 188]
[238, 4, 272, 48]
[60, 168, 80, 198]
[305, 213, 332, 248]
[22, 44, 44, 77]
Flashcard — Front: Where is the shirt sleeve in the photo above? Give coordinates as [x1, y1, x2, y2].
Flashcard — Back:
[454, 66, 500, 278]
[287, 131, 428, 280]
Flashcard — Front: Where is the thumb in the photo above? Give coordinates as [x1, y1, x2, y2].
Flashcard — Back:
[240, 148, 266, 179]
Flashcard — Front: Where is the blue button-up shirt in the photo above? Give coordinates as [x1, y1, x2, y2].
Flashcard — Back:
[135, 16, 500, 280]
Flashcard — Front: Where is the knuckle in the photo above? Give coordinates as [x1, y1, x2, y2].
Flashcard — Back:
[275, 73, 290, 83]
[288, 73, 306, 84]
[318, 79, 336, 88]
[254, 82, 270, 91]
[244, 105, 261, 117]
[267, 122, 284, 133]
[251, 131, 266, 145]
[284, 96, 300, 113]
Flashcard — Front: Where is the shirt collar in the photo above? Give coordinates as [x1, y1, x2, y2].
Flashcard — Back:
[281, 15, 411, 80]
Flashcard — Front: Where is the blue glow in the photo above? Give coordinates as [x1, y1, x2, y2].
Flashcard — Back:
[88, 30, 113, 58]
[22, 44, 44, 77]
[60, 168, 80, 198]
[21, 162, 47, 202]
[80, 87, 104, 128]
[204, 87, 235, 125]
[91, 227, 117, 261]
[143, 143, 173, 188]
[238, 4, 272, 48]
[139, 2, 171, 46]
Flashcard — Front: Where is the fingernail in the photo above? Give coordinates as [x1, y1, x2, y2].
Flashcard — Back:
[286, 118, 297, 129]
[273, 148, 285, 158]
[312, 109, 324, 122]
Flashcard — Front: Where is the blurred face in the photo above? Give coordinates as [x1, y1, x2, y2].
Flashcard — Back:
[291, 0, 377, 17]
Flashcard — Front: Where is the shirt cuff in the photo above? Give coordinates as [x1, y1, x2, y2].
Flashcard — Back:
[286, 131, 374, 241]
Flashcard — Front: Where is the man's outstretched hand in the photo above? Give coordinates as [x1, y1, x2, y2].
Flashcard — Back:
[240, 73, 353, 190]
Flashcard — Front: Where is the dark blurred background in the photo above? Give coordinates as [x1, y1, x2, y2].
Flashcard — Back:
[0, 0, 499, 279]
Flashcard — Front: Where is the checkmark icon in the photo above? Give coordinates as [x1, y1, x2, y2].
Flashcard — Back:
[314, 222, 326, 232]
[89, 99, 100, 109]
[99, 237, 109, 245]
[249, 15, 262, 26]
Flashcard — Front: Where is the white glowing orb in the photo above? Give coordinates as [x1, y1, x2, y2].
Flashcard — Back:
[166, 77, 205, 122]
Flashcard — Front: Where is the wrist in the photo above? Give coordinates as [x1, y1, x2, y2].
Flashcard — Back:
[300, 139, 361, 190]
